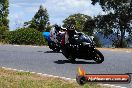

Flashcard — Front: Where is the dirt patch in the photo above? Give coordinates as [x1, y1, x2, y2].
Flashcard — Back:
[97, 48, 132, 52]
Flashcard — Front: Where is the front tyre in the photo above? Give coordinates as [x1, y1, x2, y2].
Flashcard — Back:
[93, 49, 104, 63]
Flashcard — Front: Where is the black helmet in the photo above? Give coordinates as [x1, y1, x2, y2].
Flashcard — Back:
[54, 24, 60, 32]
[54, 24, 59, 28]
[66, 19, 76, 30]
[67, 24, 75, 30]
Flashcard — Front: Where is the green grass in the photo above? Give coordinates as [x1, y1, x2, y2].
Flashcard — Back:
[0, 68, 106, 88]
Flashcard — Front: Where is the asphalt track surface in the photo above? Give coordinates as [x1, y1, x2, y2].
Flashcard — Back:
[0, 45, 132, 88]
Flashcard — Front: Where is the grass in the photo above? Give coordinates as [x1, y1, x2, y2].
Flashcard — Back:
[0, 68, 107, 88]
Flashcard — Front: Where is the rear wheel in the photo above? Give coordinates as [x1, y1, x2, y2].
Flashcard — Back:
[62, 44, 76, 62]
[68, 54, 76, 62]
[63, 48, 76, 62]
[49, 42, 60, 52]
[93, 49, 104, 63]
[52, 47, 60, 52]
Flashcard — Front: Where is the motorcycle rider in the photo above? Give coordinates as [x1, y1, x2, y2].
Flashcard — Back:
[66, 25, 76, 44]
[61, 23, 81, 45]
[61, 23, 78, 61]
[63, 18, 76, 44]
[50, 24, 61, 43]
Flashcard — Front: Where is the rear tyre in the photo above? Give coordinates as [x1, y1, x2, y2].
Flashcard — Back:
[61, 44, 76, 62]
[68, 54, 76, 62]
[49, 42, 60, 52]
[93, 49, 104, 63]
[52, 47, 60, 52]
[63, 49, 76, 62]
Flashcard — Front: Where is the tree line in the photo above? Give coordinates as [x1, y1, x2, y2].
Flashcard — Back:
[0, 0, 132, 47]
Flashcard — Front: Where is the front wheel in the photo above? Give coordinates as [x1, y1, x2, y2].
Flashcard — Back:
[93, 49, 104, 63]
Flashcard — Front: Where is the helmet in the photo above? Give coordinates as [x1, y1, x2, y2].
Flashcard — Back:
[67, 24, 75, 31]
[54, 24, 59, 28]
[66, 20, 76, 30]
[54, 24, 60, 32]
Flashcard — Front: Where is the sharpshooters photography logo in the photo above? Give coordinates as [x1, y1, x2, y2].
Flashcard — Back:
[76, 67, 131, 85]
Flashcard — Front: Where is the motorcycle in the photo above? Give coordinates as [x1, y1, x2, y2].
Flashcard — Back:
[61, 32, 104, 63]
[43, 29, 65, 52]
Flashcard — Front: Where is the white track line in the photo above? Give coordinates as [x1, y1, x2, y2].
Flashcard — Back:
[13, 45, 20, 46]
[1, 67, 127, 88]
[99, 84, 127, 88]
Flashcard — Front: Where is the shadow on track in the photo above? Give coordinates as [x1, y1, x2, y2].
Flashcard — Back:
[44, 51, 62, 53]
[54, 60, 98, 64]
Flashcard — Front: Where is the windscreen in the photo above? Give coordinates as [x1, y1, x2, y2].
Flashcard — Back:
[78, 34, 92, 43]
